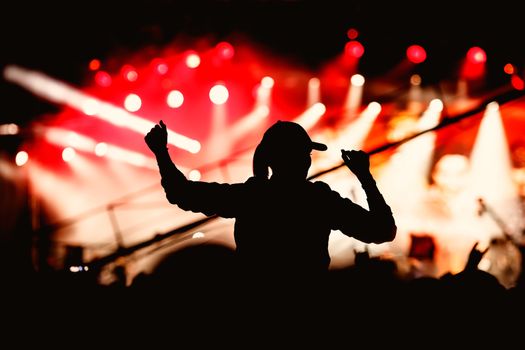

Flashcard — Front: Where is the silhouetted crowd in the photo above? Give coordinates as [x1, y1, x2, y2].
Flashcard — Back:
[3, 240, 524, 347]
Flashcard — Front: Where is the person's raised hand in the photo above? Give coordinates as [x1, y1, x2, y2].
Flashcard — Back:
[465, 241, 489, 271]
[341, 149, 371, 178]
[145, 120, 168, 154]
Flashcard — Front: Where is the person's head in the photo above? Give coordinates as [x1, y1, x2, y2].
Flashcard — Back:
[253, 121, 327, 180]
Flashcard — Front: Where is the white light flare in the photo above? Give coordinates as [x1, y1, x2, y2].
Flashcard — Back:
[294, 102, 326, 130]
[124, 94, 142, 112]
[342, 101, 382, 149]
[230, 105, 270, 139]
[15, 151, 29, 166]
[307, 77, 321, 107]
[62, 147, 76, 162]
[256, 77, 274, 108]
[417, 99, 443, 131]
[94, 142, 108, 157]
[378, 104, 439, 212]
[167, 90, 184, 108]
[261, 76, 274, 89]
[188, 169, 201, 181]
[350, 74, 365, 87]
[0, 123, 19, 135]
[43, 127, 158, 169]
[192, 232, 205, 239]
[345, 74, 365, 118]
[468, 102, 524, 237]
[3, 65, 200, 154]
[209, 84, 229, 105]
[186, 53, 201, 68]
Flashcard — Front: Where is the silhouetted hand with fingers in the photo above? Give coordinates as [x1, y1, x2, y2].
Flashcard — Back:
[341, 150, 371, 179]
[145, 120, 168, 154]
[465, 242, 489, 271]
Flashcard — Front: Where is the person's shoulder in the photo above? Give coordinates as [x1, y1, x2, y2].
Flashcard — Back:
[310, 180, 332, 191]
[244, 176, 268, 188]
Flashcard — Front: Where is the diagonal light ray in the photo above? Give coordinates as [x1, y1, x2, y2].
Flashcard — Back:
[3, 65, 201, 153]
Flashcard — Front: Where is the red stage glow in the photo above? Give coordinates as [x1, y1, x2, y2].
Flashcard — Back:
[94, 71, 112, 87]
[406, 45, 427, 64]
[89, 59, 101, 71]
[346, 28, 358, 40]
[121, 65, 138, 82]
[185, 51, 201, 68]
[6, 36, 524, 285]
[345, 41, 364, 58]
[467, 46, 487, 64]
[511, 75, 524, 90]
[461, 47, 487, 79]
[504, 63, 515, 75]
[215, 42, 235, 60]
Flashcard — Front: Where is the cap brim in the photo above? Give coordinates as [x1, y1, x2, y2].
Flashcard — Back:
[311, 141, 328, 151]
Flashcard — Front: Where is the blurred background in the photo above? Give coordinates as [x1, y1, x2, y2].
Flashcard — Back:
[1, 0, 524, 289]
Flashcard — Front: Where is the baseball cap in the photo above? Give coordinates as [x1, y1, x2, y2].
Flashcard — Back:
[261, 120, 327, 153]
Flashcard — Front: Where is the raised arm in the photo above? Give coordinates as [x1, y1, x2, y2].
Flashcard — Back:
[145, 120, 187, 202]
[145, 120, 245, 218]
[337, 149, 397, 244]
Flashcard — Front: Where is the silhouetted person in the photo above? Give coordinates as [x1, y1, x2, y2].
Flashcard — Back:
[145, 120, 396, 280]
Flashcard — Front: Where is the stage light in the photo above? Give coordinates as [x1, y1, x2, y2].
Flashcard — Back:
[428, 98, 443, 112]
[469, 101, 524, 238]
[192, 232, 205, 239]
[216, 41, 234, 60]
[15, 151, 28, 166]
[511, 75, 524, 90]
[309, 77, 320, 89]
[94, 71, 112, 87]
[256, 77, 274, 108]
[121, 65, 138, 82]
[151, 58, 168, 75]
[157, 63, 168, 75]
[189, 169, 201, 181]
[124, 93, 142, 112]
[94, 142, 108, 157]
[81, 99, 100, 116]
[410, 74, 421, 86]
[294, 102, 326, 130]
[368, 101, 381, 115]
[347, 28, 359, 40]
[462, 47, 487, 80]
[209, 84, 229, 105]
[467, 47, 486, 64]
[345, 74, 365, 118]
[45, 127, 96, 150]
[44, 127, 158, 168]
[167, 90, 184, 108]
[3, 65, 200, 154]
[351, 74, 365, 87]
[307, 77, 321, 107]
[261, 76, 274, 89]
[0, 123, 19, 135]
[504, 63, 515, 75]
[343, 101, 382, 146]
[345, 41, 364, 58]
[89, 59, 100, 71]
[229, 105, 270, 138]
[406, 45, 426, 64]
[325, 100, 382, 163]
[62, 147, 76, 162]
[186, 52, 201, 68]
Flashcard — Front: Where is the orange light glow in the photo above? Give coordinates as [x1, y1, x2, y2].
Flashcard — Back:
[89, 59, 101, 71]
